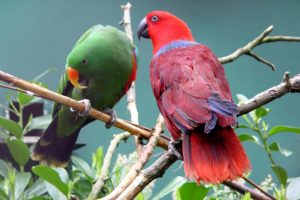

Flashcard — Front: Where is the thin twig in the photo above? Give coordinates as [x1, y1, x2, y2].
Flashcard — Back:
[246, 51, 275, 71]
[218, 25, 300, 70]
[101, 115, 164, 200]
[121, 2, 144, 158]
[87, 132, 131, 200]
[219, 25, 274, 64]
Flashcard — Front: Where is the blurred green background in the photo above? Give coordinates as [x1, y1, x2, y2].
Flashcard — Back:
[0, 0, 299, 198]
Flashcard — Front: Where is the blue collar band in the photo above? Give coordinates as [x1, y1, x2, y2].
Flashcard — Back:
[154, 40, 199, 57]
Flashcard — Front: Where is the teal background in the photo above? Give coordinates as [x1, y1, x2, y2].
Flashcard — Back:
[0, 0, 300, 199]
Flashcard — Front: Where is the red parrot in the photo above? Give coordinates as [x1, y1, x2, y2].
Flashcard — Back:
[137, 11, 251, 184]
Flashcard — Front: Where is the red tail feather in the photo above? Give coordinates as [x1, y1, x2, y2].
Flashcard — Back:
[182, 127, 251, 184]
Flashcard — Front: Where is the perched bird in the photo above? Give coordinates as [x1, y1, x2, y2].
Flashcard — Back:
[137, 11, 250, 184]
[32, 25, 137, 167]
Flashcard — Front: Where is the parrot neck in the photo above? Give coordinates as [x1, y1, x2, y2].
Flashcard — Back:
[154, 40, 199, 57]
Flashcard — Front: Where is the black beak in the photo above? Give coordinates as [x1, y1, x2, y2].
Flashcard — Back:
[137, 18, 149, 40]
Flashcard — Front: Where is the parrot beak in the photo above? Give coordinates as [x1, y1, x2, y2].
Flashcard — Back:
[67, 67, 87, 89]
[137, 18, 149, 40]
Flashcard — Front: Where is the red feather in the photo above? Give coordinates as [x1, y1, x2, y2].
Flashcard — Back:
[145, 10, 251, 183]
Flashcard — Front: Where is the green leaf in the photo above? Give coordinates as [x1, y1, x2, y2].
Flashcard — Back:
[71, 156, 94, 179]
[236, 94, 249, 104]
[152, 176, 186, 200]
[269, 142, 292, 157]
[255, 107, 269, 119]
[271, 165, 288, 187]
[33, 68, 57, 82]
[92, 147, 104, 176]
[32, 165, 68, 196]
[241, 192, 251, 200]
[44, 181, 67, 200]
[238, 134, 260, 144]
[18, 92, 34, 106]
[0, 116, 23, 138]
[0, 189, 9, 200]
[236, 124, 250, 129]
[27, 115, 52, 131]
[14, 172, 31, 199]
[25, 178, 47, 198]
[286, 177, 300, 200]
[0, 159, 11, 178]
[268, 125, 300, 137]
[176, 182, 209, 200]
[6, 138, 30, 166]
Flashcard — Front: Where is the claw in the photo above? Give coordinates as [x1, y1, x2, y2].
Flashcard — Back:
[168, 138, 182, 160]
[103, 108, 117, 129]
[70, 99, 91, 117]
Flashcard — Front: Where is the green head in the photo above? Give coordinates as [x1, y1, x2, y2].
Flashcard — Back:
[66, 25, 133, 89]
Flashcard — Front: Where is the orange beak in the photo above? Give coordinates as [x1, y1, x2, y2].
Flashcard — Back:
[67, 67, 87, 89]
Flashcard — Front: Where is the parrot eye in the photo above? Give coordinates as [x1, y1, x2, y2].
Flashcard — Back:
[151, 16, 159, 22]
[82, 59, 88, 65]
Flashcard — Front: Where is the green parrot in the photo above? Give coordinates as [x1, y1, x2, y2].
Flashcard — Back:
[32, 25, 137, 167]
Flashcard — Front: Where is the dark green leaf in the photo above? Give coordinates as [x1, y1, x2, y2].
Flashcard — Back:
[236, 124, 250, 129]
[271, 165, 288, 187]
[14, 172, 31, 199]
[72, 179, 92, 199]
[18, 92, 34, 106]
[28, 197, 49, 200]
[238, 134, 260, 144]
[0, 116, 23, 138]
[71, 156, 94, 179]
[0, 188, 9, 200]
[28, 115, 52, 131]
[32, 165, 68, 196]
[176, 182, 209, 200]
[255, 107, 269, 119]
[269, 125, 300, 137]
[6, 138, 30, 166]
[269, 142, 292, 157]
[152, 176, 186, 200]
[286, 177, 300, 200]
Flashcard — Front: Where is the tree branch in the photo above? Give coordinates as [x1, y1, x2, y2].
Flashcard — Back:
[120, 2, 144, 159]
[87, 132, 131, 200]
[101, 115, 164, 200]
[237, 72, 300, 116]
[218, 25, 300, 70]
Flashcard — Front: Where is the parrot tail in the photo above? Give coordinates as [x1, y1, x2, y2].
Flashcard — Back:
[182, 127, 251, 184]
[31, 117, 80, 167]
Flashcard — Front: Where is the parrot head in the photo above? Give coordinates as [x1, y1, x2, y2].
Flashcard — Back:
[66, 40, 96, 89]
[137, 11, 194, 54]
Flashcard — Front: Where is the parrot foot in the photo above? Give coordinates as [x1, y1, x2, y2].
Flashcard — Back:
[168, 138, 182, 160]
[70, 99, 91, 117]
[103, 108, 117, 129]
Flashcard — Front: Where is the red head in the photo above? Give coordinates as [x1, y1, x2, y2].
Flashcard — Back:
[137, 11, 195, 54]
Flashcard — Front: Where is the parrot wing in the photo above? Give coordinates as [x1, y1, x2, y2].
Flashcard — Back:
[151, 44, 237, 134]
